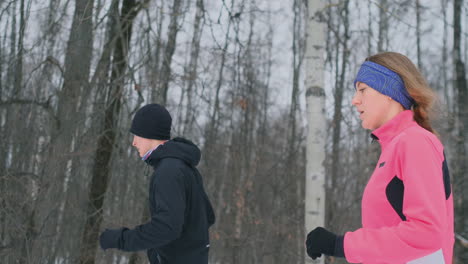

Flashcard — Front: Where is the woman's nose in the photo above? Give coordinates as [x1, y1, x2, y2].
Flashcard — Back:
[351, 93, 360, 106]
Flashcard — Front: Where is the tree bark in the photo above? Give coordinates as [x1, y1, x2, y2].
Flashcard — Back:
[367, 0, 373, 55]
[43, 0, 94, 261]
[377, 0, 388, 52]
[416, 0, 422, 70]
[0, 26, 3, 101]
[6, 0, 17, 90]
[328, 0, 350, 239]
[305, 0, 327, 263]
[158, 0, 183, 105]
[149, 5, 165, 104]
[47, 0, 120, 262]
[453, 0, 468, 262]
[283, 1, 306, 263]
[203, 7, 233, 183]
[288, 0, 302, 158]
[441, 0, 450, 108]
[183, 0, 205, 135]
[0, 0, 60, 263]
[78, 1, 144, 263]
[13, 0, 24, 96]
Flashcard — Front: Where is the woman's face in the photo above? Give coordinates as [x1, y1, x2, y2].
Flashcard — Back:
[351, 82, 393, 130]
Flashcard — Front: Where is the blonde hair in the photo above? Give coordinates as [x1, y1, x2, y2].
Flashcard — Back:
[366, 52, 436, 134]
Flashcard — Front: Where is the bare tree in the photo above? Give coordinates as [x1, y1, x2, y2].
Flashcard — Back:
[155, 0, 183, 105]
[202, 0, 234, 202]
[441, 0, 451, 108]
[453, 0, 468, 262]
[305, 0, 327, 263]
[416, 0, 422, 70]
[182, 0, 205, 135]
[0, 0, 66, 263]
[147, 4, 165, 104]
[377, 0, 388, 52]
[79, 1, 146, 263]
[327, 0, 350, 239]
[288, 0, 306, 261]
[366, 0, 373, 55]
[13, 0, 24, 97]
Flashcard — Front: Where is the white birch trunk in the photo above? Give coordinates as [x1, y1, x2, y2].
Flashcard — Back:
[305, 0, 327, 263]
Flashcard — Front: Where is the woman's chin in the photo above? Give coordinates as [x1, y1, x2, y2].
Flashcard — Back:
[361, 121, 373, 130]
[361, 120, 367, 129]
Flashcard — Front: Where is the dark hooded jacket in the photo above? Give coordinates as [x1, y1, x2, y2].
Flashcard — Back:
[103, 137, 215, 264]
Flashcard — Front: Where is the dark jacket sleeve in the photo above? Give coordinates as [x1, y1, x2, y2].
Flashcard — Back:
[117, 161, 186, 251]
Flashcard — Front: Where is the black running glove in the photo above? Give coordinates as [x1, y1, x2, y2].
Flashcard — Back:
[306, 227, 345, 260]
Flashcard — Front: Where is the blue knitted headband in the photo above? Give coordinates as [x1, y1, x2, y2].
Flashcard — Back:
[353, 61, 415, 109]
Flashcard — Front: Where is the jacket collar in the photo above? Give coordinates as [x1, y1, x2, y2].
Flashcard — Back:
[371, 110, 417, 149]
[143, 137, 201, 168]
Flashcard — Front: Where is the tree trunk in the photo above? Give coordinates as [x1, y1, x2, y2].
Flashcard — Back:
[305, 0, 327, 263]
[158, 0, 183, 105]
[441, 0, 450, 108]
[284, 1, 306, 263]
[13, 0, 24, 96]
[0, 27, 3, 101]
[40, 0, 95, 248]
[367, 0, 373, 55]
[1, 0, 56, 263]
[328, 0, 350, 239]
[453, 0, 468, 262]
[0, 33, 3, 248]
[377, 0, 388, 52]
[288, 0, 302, 159]
[183, 0, 205, 135]
[149, 5, 165, 104]
[416, 0, 422, 70]
[203, 9, 233, 186]
[47, 0, 120, 262]
[78, 1, 144, 263]
[6, 0, 17, 90]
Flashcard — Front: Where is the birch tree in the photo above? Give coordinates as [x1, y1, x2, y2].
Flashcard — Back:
[305, 0, 327, 263]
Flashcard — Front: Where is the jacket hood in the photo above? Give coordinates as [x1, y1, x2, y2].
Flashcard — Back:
[145, 137, 201, 167]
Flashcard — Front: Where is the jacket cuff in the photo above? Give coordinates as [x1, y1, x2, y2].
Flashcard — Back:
[334, 235, 345, 258]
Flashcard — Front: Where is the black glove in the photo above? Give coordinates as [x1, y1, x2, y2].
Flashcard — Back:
[99, 228, 127, 250]
[306, 227, 345, 260]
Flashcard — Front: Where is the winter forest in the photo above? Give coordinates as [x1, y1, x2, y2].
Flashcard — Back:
[0, 0, 467, 263]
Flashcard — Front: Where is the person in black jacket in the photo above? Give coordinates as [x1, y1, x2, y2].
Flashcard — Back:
[99, 104, 215, 264]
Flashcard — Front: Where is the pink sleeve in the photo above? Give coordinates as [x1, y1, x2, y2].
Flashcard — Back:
[344, 135, 448, 263]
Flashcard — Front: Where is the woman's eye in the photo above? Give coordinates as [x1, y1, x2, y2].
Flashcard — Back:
[359, 88, 366, 92]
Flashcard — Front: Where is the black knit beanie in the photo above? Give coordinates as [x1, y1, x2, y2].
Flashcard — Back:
[130, 104, 172, 140]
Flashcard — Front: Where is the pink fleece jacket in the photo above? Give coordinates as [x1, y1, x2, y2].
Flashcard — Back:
[344, 110, 454, 264]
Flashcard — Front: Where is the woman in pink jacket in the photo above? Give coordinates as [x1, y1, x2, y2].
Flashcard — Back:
[306, 52, 454, 264]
